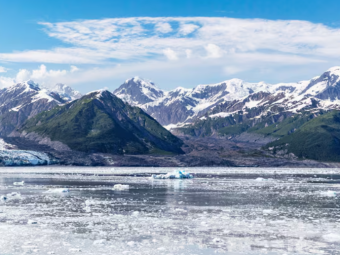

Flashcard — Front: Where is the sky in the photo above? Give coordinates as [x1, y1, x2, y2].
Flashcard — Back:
[1, 0, 340, 93]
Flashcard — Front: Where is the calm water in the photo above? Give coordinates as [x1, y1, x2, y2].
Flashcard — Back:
[0, 167, 339, 255]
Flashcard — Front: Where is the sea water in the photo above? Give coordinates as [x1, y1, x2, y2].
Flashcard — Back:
[0, 167, 339, 255]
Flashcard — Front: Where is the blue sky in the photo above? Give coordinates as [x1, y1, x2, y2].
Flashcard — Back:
[1, 0, 340, 93]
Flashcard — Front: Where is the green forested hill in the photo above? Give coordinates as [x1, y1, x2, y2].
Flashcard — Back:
[19, 90, 183, 155]
[266, 111, 340, 162]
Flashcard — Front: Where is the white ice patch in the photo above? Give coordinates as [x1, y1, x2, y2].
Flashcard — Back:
[323, 233, 340, 243]
[13, 181, 25, 186]
[255, 177, 266, 182]
[151, 170, 193, 179]
[113, 184, 130, 191]
[45, 188, 69, 193]
[320, 190, 337, 197]
[0, 150, 50, 166]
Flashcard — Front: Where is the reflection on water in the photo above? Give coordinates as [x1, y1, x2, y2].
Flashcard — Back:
[0, 167, 340, 255]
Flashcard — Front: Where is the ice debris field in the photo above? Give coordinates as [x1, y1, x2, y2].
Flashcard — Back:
[0, 167, 340, 255]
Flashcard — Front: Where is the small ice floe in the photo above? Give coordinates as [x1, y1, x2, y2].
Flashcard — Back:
[113, 184, 130, 191]
[320, 190, 337, 197]
[6, 192, 22, 200]
[151, 170, 193, 179]
[262, 209, 274, 215]
[13, 181, 25, 186]
[93, 239, 106, 246]
[131, 211, 140, 217]
[68, 248, 81, 252]
[255, 177, 266, 182]
[45, 188, 69, 193]
[323, 233, 340, 243]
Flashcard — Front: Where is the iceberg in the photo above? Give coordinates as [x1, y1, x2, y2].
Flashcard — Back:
[151, 170, 193, 179]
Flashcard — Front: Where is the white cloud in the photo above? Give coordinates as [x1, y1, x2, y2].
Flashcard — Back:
[185, 49, 192, 59]
[0, 66, 7, 73]
[179, 23, 199, 35]
[16, 69, 31, 82]
[1, 17, 340, 65]
[163, 48, 178, 60]
[2, 65, 77, 88]
[70, 65, 79, 73]
[1, 17, 340, 91]
[155, 22, 172, 33]
[224, 66, 244, 75]
[205, 44, 223, 58]
[0, 77, 14, 88]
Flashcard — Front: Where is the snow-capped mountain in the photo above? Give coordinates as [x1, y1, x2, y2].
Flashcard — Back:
[113, 67, 340, 128]
[0, 80, 77, 136]
[114, 77, 164, 106]
[51, 83, 82, 101]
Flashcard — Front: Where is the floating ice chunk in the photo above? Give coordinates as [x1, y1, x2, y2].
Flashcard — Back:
[113, 184, 130, 191]
[320, 190, 337, 197]
[263, 209, 274, 215]
[69, 248, 81, 252]
[27, 219, 38, 224]
[151, 170, 193, 179]
[323, 233, 340, 243]
[93, 239, 106, 246]
[132, 211, 139, 217]
[45, 188, 69, 193]
[255, 177, 266, 182]
[13, 181, 25, 186]
[6, 192, 22, 200]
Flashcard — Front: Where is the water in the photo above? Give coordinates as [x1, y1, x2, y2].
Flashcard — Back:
[0, 167, 340, 255]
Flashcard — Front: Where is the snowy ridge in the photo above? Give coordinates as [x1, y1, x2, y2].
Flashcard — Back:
[114, 77, 164, 106]
[113, 67, 340, 127]
[51, 83, 82, 101]
[0, 80, 82, 136]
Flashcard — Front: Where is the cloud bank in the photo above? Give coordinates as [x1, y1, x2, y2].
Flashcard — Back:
[0, 17, 339, 90]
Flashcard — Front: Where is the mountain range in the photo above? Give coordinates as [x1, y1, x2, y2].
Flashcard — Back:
[114, 67, 340, 129]
[1, 67, 340, 166]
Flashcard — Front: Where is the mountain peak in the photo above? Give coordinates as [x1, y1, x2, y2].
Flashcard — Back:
[25, 80, 40, 90]
[114, 77, 165, 106]
[327, 66, 340, 76]
[51, 83, 82, 101]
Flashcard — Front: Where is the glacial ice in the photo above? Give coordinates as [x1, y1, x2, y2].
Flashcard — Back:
[255, 177, 266, 181]
[13, 181, 25, 186]
[151, 169, 193, 179]
[113, 184, 130, 190]
[320, 190, 337, 197]
[45, 188, 69, 193]
[0, 149, 50, 166]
